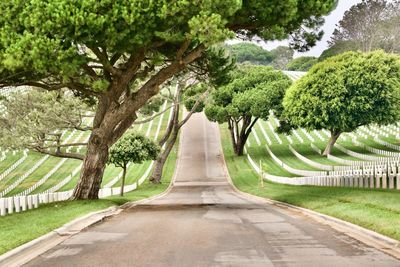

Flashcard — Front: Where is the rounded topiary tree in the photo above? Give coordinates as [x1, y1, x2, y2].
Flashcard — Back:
[108, 133, 160, 196]
[281, 50, 400, 156]
[205, 65, 292, 156]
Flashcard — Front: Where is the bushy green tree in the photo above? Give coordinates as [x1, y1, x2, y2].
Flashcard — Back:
[281, 51, 400, 156]
[108, 133, 160, 196]
[0, 0, 336, 199]
[286, 56, 317, 71]
[0, 90, 91, 160]
[205, 66, 292, 156]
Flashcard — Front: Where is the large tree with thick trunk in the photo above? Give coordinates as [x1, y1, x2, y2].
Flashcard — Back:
[205, 66, 292, 156]
[281, 51, 400, 156]
[0, 0, 336, 199]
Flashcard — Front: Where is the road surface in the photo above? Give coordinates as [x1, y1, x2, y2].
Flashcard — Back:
[25, 113, 399, 267]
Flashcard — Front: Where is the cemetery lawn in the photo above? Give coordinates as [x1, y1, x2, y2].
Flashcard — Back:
[220, 126, 400, 241]
[0, 144, 177, 255]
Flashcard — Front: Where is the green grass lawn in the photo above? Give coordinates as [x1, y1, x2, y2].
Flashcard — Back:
[220, 125, 400, 242]
[0, 142, 177, 255]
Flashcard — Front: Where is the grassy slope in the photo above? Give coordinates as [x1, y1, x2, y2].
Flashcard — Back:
[220, 125, 400, 242]
[0, 142, 177, 255]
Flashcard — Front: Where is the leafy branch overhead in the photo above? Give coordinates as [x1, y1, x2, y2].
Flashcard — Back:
[0, 90, 92, 160]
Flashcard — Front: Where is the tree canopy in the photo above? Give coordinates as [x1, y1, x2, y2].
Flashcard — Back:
[286, 56, 318, 71]
[281, 50, 400, 155]
[0, 89, 92, 160]
[109, 132, 160, 195]
[109, 133, 160, 168]
[328, 0, 400, 54]
[0, 0, 337, 199]
[205, 65, 292, 155]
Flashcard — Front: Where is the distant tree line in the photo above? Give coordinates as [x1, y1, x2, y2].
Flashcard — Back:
[226, 43, 294, 70]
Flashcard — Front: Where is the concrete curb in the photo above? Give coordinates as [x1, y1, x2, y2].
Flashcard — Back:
[215, 126, 400, 261]
[0, 127, 183, 267]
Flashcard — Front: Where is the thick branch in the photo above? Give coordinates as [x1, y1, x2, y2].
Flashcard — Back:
[89, 46, 121, 76]
[130, 45, 205, 109]
[41, 143, 88, 149]
[36, 148, 84, 160]
[111, 113, 138, 144]
[75, 126, 93, 131]
[245, 117, 259, 137]
[82, 64, 99, 79]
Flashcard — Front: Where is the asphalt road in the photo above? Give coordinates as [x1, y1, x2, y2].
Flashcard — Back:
[25, 113, 399, 267]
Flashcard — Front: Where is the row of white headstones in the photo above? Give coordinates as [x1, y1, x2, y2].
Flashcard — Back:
[0, 100, 172, 216]
[246, 115, 400, 187]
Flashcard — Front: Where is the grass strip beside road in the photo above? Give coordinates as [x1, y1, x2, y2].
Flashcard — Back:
[0, 143, 177, 255]
[220, 126, 400, 242]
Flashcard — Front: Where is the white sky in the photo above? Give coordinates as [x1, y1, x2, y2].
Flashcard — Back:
[228, 0, 363, 58]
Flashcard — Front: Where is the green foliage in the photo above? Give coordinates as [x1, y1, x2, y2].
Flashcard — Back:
[0, 0, 335, 86]
[139, 96, 164, 116]
[0, 89, 90, 151]
[286, 56, 317, 71]
[231, 1, 336, 51]
[227, 43, 273, 65]
[282, 51, 400, 134]
[192, 46, 236, 87]
[319, 41, 355, 61]
[183, 83, 208, 113]
[108, 133, 160, 168]
[205, 65, 292, 123]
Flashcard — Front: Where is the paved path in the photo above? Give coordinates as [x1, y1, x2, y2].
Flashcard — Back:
[26, 113, 399, 267]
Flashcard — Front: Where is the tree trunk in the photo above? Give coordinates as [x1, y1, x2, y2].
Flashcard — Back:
[323, 130, 341, 156]
[72, 132, 110, 199]
[228, 120, 238, 154]
[150, 130, 178, 184]
[234, 138, 245, 156]
[120, 165, 126, 196]
[71, 103, 136, 199]
[149, 101, 180, 184]
[228, 116, 255, 156]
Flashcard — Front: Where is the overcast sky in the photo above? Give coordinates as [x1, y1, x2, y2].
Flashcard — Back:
[229, 0, 363, 58]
